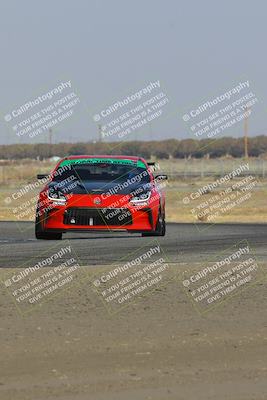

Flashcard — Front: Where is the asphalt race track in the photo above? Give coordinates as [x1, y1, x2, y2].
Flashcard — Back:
[0, 221, 267, 268]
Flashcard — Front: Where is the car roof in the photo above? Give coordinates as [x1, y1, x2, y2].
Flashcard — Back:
[65, 155, 140, 161]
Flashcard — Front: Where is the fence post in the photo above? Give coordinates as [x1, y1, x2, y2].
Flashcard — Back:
[2, 166, 5, 183]
[201, 159, 204, 178]
[183, 158, 187, 179]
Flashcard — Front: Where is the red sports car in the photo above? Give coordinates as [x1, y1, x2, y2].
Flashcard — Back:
[35, 155, 167, 240]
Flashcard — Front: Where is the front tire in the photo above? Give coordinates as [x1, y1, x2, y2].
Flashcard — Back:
[142, 212, 166, 237]
[35, 214, 62, 240]
[35, 231, 62, 240]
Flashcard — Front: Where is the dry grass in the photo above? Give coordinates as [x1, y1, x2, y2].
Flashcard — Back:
[166, 181, 267, 223]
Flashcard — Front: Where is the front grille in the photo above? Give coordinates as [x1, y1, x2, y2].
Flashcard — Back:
[63, 207, 132, 226]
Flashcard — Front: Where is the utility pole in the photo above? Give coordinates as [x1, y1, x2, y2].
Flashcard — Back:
[244, 107, 249, 159]
[48, 128, 53, 157]
[98, 124, 102, 143]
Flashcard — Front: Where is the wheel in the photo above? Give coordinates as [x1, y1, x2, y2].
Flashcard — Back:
[35, 231, 62, 240]
[142, 211, 166, 237]
[35, 213, 62, 240]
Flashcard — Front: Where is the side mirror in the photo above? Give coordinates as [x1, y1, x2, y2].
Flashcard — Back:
[37, 174, 49, 180]
[154, 174, 168, 181]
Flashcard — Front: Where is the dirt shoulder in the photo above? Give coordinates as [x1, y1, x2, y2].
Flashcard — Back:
[1, 265, 267, 400]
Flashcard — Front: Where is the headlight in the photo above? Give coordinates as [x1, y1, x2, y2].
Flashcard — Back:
[47, 188, 67, 205]
[130, 191, 151, 205]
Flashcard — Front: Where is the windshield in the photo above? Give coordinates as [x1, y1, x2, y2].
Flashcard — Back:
[51, 161, 152, 195]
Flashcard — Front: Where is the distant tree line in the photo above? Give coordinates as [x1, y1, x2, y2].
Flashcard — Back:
[1, 136, 267, 160]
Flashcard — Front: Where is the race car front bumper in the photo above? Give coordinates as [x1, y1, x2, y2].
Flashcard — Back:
[43, 206, 155, 232]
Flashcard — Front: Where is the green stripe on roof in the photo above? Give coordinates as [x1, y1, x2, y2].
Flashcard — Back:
[59, 158, 146, 168]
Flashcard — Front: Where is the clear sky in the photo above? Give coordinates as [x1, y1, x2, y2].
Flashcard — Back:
[0, 0, 266, 144]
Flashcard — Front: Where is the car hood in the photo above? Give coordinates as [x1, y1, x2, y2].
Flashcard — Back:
[48, 179, 152, 196]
